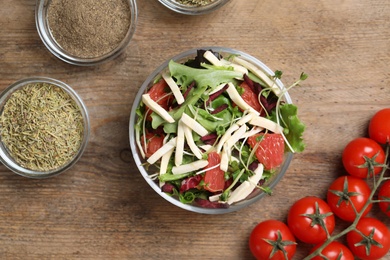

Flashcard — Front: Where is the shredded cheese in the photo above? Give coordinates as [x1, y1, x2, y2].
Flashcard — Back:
[142, 94, 175, 123]
[172, 159, 209, 175]
[162, 73, 185, 105]
[181, 113, 208, 137]
[147, 137, 177, 165]
[227, 163, 264, 204]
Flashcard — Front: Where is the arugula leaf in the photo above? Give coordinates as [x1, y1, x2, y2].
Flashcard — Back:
[271, 103, 306, 152]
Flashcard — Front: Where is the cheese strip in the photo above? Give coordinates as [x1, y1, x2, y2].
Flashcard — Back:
[242, 127, 263, 139]
[209, 193, 223, 202]
[172, 159, 209, 175]
[199, 144, 213, 153]
[227, 163, 264, 204]
[162, 73, 184, 105]
[236, 112, 256, 126]
[220, 143, 230, 172]
[233, 57, 282, 96]
[160, 148, 174, 176]
[215, 123, 239, 153]
[181, 113, 208, 137]
[159, 148, 174, 187]
[203, 50, 224, 66]
[249, 116, 283, 134]
[147, 137, 177, 164]
[219, 58, 248, 75]
[183, 124, 202, 159]
[226, 83, 259, 115]
[175, 120, 185, 166]
[142, 94, 175, 123]
[226, 124, 247, 149]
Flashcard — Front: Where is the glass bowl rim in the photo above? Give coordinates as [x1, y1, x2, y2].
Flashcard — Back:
[129, 46, 293, 214]
[158, 0, 231, 15]
[35, 0, 138, 66]
[0, 76, 91, 178]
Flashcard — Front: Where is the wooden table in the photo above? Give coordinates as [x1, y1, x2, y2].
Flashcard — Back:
[1, 0, 389, 259]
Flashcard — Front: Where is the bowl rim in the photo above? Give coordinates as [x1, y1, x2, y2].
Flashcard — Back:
[158, 0, 230, 15]
[129, 46, 293, 214]
[35, 0, 138, 66]
[0, 76, 91, 178]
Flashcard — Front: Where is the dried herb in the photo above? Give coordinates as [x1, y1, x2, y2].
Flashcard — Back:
[175, 0, 215, 6]
[0, 83, 84, 172]
[47, 0, 131, 58]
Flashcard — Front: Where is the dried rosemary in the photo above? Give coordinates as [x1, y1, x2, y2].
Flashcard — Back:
[175, 0, 215, 6]
[47, 0, 131, 58]
[0, 83, 84, 172]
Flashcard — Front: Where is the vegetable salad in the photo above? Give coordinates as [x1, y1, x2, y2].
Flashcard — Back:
[135, 49, 305, 208]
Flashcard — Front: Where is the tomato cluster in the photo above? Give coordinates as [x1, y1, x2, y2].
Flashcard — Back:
[249, 108, 390, 260]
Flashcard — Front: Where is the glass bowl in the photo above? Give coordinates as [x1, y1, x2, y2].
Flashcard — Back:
[158, 0, 230, 15]
[0, 77, 90, 178]
[35, 0, 138, 66]
[129, 47, 293, 214]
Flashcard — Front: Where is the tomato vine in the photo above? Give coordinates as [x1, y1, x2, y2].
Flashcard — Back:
[304, 143, 390, 259]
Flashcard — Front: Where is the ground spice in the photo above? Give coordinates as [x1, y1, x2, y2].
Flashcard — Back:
[0, 83, 84, 172]
[47, 0, 131, 58]
[175, 0, 215, 6]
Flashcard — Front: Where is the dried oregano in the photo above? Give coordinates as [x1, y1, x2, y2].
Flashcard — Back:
[0, 83, 84, 171]
[175, 0, 216, 6]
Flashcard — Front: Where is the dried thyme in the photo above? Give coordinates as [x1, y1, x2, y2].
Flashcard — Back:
[0, 83, 84, 172]
[47, 0, 131, 58]
[175, 0, 215, 6]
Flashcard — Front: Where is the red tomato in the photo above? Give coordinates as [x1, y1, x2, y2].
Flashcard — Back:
[141, 132, 165, 158]
[369, 108, 390, 144]
[378, 180, 390, 217]
[203, 152, 225, 192]
[145, 79, 172, 119]
[247, 133, 285, 170]
[342, 137, 385, 178]
[240, 81, 262, 113]
[308, 241, 354, 260]
[249, 219, 296, 260]
[346, 217, 390, 260]
[287, 196, 335, 244]
[327, 176, 372, 222]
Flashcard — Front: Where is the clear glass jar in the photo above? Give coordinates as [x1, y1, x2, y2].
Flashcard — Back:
[129, 46, 293, 214]
[0, 77, 90, 178]
[35, 0, 138, 66]
[158, 0, 230, 15]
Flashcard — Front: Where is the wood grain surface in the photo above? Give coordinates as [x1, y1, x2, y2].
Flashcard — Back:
[0, 0, 389, 259]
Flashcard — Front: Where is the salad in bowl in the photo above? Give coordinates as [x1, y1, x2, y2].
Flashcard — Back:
[129, 47, 306, 214]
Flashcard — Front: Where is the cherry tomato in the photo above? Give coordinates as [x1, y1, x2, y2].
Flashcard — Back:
[287, 196, 335, 244]
[342, 137, 385, 178]
[203, 152, 225, 192]
[249, 219, 296, 260]
[378, 180, 390, 217]
[346, 217, 390, 260]
[247, 133, 285, 170]
[327, 176, 372, 222]
[141, 132, 165, 158]
[308, 241, 354, 260]
[240, 81, 262, 113]
[369, 108, 390, 144]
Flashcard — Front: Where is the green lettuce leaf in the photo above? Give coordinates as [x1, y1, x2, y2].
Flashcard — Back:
[271, 103, 305, 153]
[168, 60, 242, 90]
